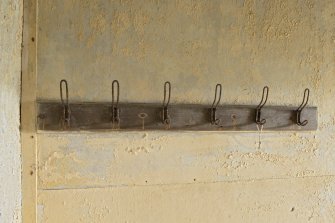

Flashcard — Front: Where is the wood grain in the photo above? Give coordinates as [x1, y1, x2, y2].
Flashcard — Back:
[37, 102, 317, 131]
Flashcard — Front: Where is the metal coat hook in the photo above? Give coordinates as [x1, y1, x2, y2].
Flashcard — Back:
[162, 81, 171, 125]
[296, 88, 310, 126]
[38, 81, 317, 131]
[111, 80, 120, 124]
[60, 79, 71, 128]
[210, 84, 222, 125]
[255, 86, 269, 125]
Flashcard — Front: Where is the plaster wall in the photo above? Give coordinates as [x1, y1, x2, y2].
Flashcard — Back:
[36, 0, 335, 222]
[0, 0, 22, 222]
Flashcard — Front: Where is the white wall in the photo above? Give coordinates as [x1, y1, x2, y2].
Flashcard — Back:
[0, 0, 22, 222]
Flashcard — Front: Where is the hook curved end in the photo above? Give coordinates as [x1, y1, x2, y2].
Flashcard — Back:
[297, 113, 308, 126]
[297, 120, 308, 126]
[211, 119, 221, 126]
[164, 118, 171, 125]
[256, 118, 266, 126]
[162, 106, 170, 125]
[210, 84, 222, 125]
[210, 107, 221, 126]
[296, 88, 310, 126]
[255, 86, 269, 126]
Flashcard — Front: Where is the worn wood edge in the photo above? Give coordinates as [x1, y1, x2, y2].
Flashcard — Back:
[36, 101, 318, 113]
[36, 129, 317, 134]
[21, 0, 37, 222]
[36, 100, 317, 108]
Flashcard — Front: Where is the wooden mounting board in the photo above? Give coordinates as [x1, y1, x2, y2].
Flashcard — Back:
[37, 102, 317, 131]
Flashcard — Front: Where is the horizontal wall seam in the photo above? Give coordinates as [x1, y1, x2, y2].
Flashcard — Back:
[38, 174, 335, 191]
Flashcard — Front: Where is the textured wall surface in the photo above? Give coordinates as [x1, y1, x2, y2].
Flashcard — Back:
[0, 0, 22, 222]
[36, 0, 335, 222]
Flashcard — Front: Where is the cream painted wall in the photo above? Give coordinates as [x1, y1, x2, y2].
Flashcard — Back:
[0, 0, 22, 222]
[36, 0, 335, 222]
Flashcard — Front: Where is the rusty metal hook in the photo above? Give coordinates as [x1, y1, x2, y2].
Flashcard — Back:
[296, 88, 310, 126]
[162, 81, 171, 125]
[210, 84, 222, 125]
[111, 80, 120, 124]
[60, 79, 71, 127]
[255, 86, 269, 125]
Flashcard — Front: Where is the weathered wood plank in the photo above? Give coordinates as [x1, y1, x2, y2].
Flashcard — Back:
[37, 102, 317, 131]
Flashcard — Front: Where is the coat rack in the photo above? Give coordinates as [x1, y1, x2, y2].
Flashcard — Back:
[36, 80, 317, 132]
